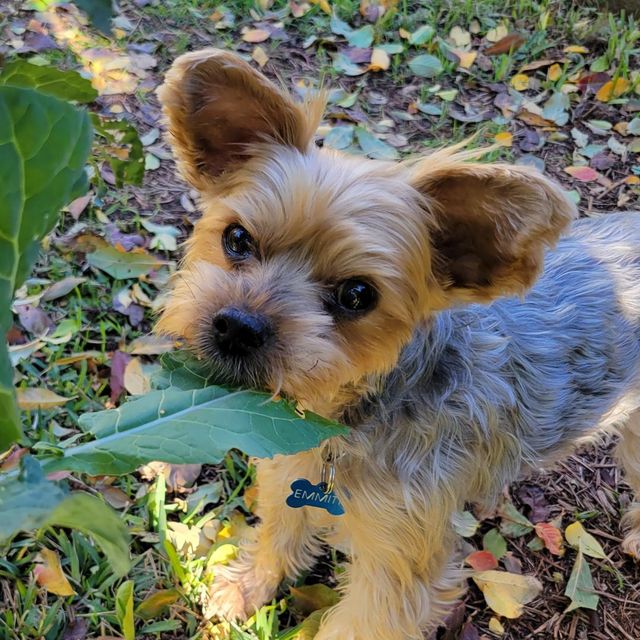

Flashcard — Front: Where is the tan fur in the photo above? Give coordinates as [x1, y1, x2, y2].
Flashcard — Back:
[153, 50, 640, 639]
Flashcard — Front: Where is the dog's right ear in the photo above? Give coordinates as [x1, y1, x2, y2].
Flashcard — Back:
[157, 48, 323, 191]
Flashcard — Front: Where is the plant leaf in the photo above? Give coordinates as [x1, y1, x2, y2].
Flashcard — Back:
[355, 127, 399, 160]
[135, 588, 181, 619]
[408, 54, 443, 78]
[0, 457, 130, 575]
[465, 550, 498, 571]
[534, 522, 564, 556]
[42, 386, 347, 476]
[564, 549, 599, 611]
[34, 548, 76, 596]
[87, 245, 161, 280]
[16, 388, 70, 410]
[565, 521, 606, 559]
[0, 86, 91, 450]
[116, 580, 135, 640]
[290, 584, 340, 615]
[498, 501, 534, 538]
[472, 570, 542, 618]
[73, 0, 114, 34]
[0, 60, 97, 103]
[483, 528, 507, 559]
[452, 510, 480, 537]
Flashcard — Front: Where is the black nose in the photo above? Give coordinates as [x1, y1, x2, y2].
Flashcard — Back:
[212, 308, 272, 357]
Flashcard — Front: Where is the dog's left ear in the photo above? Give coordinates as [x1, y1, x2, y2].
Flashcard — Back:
[157, 48, 322, 191]
[412, 160, 577, 304]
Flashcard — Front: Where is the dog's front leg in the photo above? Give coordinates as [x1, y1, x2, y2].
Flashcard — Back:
[206, 449, 326, 621]
[316, 477, 463, 640]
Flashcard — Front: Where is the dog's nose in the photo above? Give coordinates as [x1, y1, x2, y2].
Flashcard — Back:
[212, 308, 272, 357]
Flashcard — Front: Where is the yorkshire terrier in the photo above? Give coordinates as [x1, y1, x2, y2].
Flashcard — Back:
[156, 49, 640, 639]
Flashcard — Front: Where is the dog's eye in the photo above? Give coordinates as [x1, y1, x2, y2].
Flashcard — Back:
[223, 224, 255, 260]
[334, 279, 377, 314]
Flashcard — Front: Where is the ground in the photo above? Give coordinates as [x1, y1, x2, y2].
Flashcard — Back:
[1, 0, 640, 639]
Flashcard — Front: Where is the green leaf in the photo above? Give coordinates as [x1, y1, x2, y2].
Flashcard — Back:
[135, 588, 182, 619]
[452, 510, 480, 537]
[0, 456, 67, 542]
[42, 386, 347, 476]
[498, 501, 534, 538]
[564, 521, 606, 559]
[48, 492, 130, 576]
[73, 0, 115, 35]
[564, 549, 599, 611]
[324, 126, 354, 150]
[86, 245, 161, 279]
[628, 117, 640, 136]
[408, 54, 443, 78]
[290, 584, 340, 615]
[0, 86, 91, 450]
[152, 350, 222, 390]
[483, 528, 507, 559]
[0, 60, 97, 103]
[332, 52, 366, 76]
[116, 580, 136, 640]
[355, 128, 400, 160]
[542, 92, 570, 126]
[346, 25, 373, 48]
[0, 457, 130, 575]
[409, 25, 435, 45]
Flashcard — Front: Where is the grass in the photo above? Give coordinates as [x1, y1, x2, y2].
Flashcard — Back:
[1, 0, 640, 638]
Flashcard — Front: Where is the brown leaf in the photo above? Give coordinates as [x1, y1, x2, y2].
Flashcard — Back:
[139, 461, 202, 492]
[485, 33, 526, 56]
[34, 549, 76, 596]
[519, 58, 558, 72]
[516, 110, 555, 127]
[123, 357, 151, 396]
[66, 193, 93, 220]
[564, 165, 601, 182]
[577, 72, 610, 93]
[0, 447, 29, 472]
[62, 618, 88, 640]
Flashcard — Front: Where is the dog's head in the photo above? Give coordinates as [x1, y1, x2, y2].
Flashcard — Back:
[156, 49, 576, 412]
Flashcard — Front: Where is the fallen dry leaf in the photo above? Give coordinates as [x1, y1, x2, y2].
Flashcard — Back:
[596, 78, 630, 102]
[252, 45, 269, 67]
[485, 33, 526, 56]
[489, 617, 505, 635]
[472, 570, 542, 618]
[369, 47, 390, 71]
[452, 48, 477, 69]
[564, 165, 601, 182]
[17, 388, 69, 410]
[516, 110, 555, 127]
[547, 63, 563, 81]
[123, 357, 151, 396]
[486, 22, 509, 43]
[564, 44, 589, 54]
[449, 25, 471, 47]
[34, 549, 76, 596]
[465, 550, 498, 571]
[241, 28, 270, 43]
[565, 521, 606, 558]
[534, 522, 565, 556]
[519, 58, 557, 72]
[510, 73, 529, 91]
[494, 131, 513, 147]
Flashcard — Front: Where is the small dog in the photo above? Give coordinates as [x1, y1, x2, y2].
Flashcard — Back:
[157, 49, 640, 639]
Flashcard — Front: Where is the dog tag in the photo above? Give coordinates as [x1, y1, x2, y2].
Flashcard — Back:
[286, 478, 345, 516]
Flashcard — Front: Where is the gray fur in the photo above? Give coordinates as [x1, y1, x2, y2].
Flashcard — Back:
[344, 213, 640, 506]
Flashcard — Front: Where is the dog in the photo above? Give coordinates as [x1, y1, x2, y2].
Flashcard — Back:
[156, 49, 640, 639]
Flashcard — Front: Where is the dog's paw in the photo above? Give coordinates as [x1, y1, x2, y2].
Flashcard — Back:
[204, 572, 250, 622]
[622, 530, 640, 561]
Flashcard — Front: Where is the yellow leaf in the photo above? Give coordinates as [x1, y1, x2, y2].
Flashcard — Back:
[489, 617, 505, 635]
[34, 549, 76, 596]
[547, 63, 562, 81]
[135, 588, 181, 619]
[486, 22, 508, 43]
[209, 543, 238, 565]
[472, 570, 542, 619]
[449, 25, 471, 47]
[564, 45, 589, 54]
[624, 176, 640, 185]
[453, 49, 477, 69]
[564, 522, 606, 559]
[369, 48, 390, 71]
[310, 0, 331, 13]
[596, 78, 630, 102]
[399, 27, 411, 39]
[290, 584, 340, 615]
[252, 45, 269, 68]
[123, 357, 151, 396]
[510, 73, 529, 91]
[494, 131, 513, 147]
[241, 28, 270, 43]
[17, 388, 69, 410]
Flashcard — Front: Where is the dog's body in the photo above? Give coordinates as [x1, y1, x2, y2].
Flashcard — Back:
[157, 49, 640, 639]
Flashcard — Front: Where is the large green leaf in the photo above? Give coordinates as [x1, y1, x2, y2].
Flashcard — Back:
[42, 386, 348, 476]
[0, 86, 92, 450]
[0, 457, 131, 575]
[564, 549, 599, 612]
[0, 60, 98, 104]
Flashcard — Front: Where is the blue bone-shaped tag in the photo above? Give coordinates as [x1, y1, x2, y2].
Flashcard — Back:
[286, 478, 345, 516]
